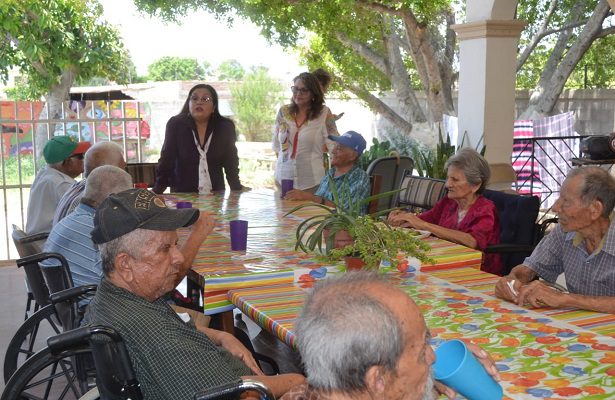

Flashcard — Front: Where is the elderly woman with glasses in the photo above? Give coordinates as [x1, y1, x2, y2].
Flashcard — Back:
[153, 84, 248, 194]
[272, 72, 338, 193]
[389, 148, 502, 275]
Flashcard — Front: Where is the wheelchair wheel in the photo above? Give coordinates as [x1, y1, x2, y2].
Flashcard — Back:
[0, 346, 91, 400]
[3, 304, 61, 383]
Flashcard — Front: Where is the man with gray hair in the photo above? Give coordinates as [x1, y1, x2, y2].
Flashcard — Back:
[496, 166, 615, 313]
[283, 272, 498, 400]
[53, 140, 126, 225]
[84, 189, 304, 399]
[42, 165, 133, 288]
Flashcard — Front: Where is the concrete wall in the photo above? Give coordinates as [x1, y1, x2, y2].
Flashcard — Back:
[514, 89, 615, 135]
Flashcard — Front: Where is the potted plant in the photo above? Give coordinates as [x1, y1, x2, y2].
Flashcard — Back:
[284, 177, 432, 270]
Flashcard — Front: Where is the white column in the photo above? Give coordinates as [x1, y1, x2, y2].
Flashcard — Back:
[453, 20, 526, 163]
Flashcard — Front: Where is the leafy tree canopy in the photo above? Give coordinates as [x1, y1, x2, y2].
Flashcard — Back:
[229, 67, 283, 141]
[217, 59, 245, 81]
[0, 0, 131, 98]
[134, 0, 615, 130]
[147, 56, 210, 81]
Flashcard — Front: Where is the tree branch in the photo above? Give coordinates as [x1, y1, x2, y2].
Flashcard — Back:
[537, 0, 587, 88]
[335, 32, 389, 75]
[342, 80, 414, 135]
[596, 25, 615, 38]
[517, 0, 558, 71]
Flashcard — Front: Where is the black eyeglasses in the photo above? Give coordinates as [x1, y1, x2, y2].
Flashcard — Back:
[190, 96, 213, 103]
[291, 86, 310, 94]
[70, 154, 85, 160]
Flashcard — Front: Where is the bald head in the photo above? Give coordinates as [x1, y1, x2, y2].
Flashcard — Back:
[83, 165, 133, 206]
[84, 141, 126, 177]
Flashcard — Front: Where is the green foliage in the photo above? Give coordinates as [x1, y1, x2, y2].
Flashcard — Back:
[0, 156, 36, 185]
[229, 67, 284, 141]
[328, 216, 432, 269]
[217, 59, 245, 81]
[147, 57, 210, 81]
[284, 176, 430, 269]
[516, 0, 615, 90]
[4, 76, 40, 101]
[411, 127, 455, 179]
[358, 138, 395, 171]
[0, 0, 130, 97]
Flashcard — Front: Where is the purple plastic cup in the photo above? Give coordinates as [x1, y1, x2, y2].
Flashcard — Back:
[281, 179, 294, 198]
[176, 201, 192, 209]
[230, 220, 248, 251]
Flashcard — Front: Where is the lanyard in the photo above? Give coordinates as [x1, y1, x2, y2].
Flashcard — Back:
[290, 117, 307, 160]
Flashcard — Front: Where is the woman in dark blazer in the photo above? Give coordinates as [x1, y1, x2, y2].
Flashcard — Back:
[153, 84, 247, 194]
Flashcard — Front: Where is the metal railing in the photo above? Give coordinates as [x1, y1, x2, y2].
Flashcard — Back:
[512, 135, 587, 218]
[0, 100, 150, 260]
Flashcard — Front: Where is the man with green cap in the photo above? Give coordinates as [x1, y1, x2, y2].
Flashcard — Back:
[25, 135, 91, 234]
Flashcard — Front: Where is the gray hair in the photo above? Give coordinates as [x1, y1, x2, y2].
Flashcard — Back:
[83, 165, 133, 206]
[444, 148, 490, 193]
[295, 272, 403, 393]
[99, 228, 157, 276]
[84, 141, 125, 176]
[567, 167, 615, 218]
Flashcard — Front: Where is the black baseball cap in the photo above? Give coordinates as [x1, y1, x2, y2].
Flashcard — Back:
[92, 189, 199, 244]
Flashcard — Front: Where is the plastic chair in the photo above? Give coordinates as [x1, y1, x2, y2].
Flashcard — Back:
[125, 163, 157, 187]
[366, 155, 414, 212]
[395, 172, 447, 212]
[482, 189, 557, 275]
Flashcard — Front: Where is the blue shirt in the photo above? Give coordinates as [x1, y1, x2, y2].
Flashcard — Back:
[315, 165, 370, 214]
[41, 203, 102, 288]
[523, 222, 615, 296]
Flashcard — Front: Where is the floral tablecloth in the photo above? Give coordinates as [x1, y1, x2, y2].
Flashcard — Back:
[230, 270, 615, 399]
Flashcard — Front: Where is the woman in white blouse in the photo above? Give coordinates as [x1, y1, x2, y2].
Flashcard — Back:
[272, 72, 338, 192]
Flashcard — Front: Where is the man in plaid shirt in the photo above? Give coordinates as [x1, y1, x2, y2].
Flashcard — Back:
[496, 167, 615, 314]
[84, 188, 304, 399]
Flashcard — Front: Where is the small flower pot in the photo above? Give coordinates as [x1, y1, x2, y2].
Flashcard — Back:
[344, 256, 367, 271]
[323, 229, 354, 252]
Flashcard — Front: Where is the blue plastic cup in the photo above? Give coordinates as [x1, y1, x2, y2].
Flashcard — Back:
[433, 340, 502, 400]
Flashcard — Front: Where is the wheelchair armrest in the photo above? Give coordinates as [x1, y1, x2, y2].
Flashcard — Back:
[47, 325, 123, 355]
[194, 379, 275, 400]
[484, 244, 535, 254]
[18, 231, 49, 244]
[49, 285, 98, 305]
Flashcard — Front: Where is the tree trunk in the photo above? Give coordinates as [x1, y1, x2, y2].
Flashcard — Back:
[382, 17, 427, 123]
[520, 1, 611, 119]
[343, 82, 414, 136]
[36, 69, 76, 161]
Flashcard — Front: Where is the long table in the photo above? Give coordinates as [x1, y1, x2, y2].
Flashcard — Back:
[229, 271, 615, 399]
[167, 190, 485, 314]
